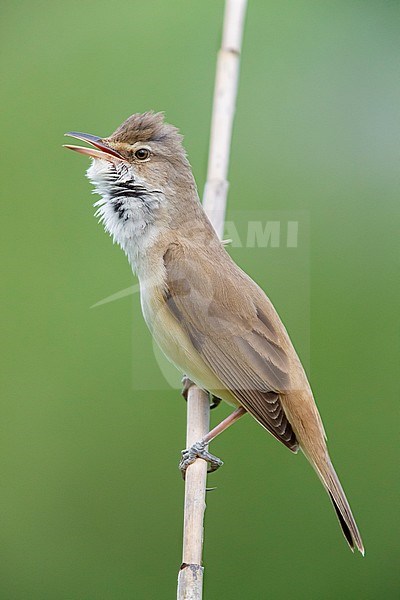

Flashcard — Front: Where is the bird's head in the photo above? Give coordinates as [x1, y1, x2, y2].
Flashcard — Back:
[64, 112, 198, 263]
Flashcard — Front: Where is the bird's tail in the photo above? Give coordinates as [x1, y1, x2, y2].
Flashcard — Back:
[305, 448, 364, 555]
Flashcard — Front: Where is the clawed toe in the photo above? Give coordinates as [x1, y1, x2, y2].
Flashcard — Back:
[179, 440, 223, 478]
[209, 394, 222, 410]
[181, 376, 194, 401]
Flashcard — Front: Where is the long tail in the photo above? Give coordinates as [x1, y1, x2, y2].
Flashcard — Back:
[306, 449, 364, 555]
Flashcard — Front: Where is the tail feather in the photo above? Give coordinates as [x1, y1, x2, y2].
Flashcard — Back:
[281, 389, 364, 553]
[312, 453, 364, 555]
[328, 491, 355, 551]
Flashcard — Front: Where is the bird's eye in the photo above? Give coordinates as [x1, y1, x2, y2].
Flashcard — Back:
[134, 148, 151, 161]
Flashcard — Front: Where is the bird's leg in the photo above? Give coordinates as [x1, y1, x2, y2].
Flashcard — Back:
[179, 406, 247, 478]
[181, 376, 221, 410]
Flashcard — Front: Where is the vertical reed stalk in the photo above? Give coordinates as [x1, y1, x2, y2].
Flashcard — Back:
[177, 2, 248, 598]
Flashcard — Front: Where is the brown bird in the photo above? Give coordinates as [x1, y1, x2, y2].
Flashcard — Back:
[64, 112, 364, 554]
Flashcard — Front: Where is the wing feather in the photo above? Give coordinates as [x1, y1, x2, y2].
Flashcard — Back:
[164, 244, 299, 453]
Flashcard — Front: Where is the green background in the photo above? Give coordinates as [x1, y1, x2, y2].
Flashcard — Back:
[1, 1, 398, 598]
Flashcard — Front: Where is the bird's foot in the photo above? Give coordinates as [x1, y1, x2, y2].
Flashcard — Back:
[181, 376, 194, 401]
[209, 394, 222, 410]
[181, 376, 222, 410]
[179, 440, 224, 478]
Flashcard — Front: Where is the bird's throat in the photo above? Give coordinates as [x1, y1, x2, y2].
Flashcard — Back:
[86, 159, 166, 273]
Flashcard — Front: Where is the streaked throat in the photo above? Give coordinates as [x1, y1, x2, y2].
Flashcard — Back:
[86, 159, 165, 272]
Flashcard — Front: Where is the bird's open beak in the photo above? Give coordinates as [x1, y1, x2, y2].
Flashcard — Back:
[63, 132, 125, 162]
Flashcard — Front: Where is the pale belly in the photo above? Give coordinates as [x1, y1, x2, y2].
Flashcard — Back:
[140, 283, 239, 407]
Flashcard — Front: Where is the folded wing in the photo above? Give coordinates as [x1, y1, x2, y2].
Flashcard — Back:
[164, 243, 299, 453]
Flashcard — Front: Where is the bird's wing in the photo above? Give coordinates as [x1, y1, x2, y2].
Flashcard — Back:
[164, 243, 299, 453]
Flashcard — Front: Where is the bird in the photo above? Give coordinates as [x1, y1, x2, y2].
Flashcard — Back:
[64, 111, 364, 555]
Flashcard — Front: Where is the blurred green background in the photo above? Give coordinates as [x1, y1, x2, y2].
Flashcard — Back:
[1, 1, 398, 598]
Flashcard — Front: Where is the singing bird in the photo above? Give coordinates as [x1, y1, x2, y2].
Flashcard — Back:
[64, 112, 364, 554]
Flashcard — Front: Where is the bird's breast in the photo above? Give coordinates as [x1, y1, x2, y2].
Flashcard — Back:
[139, 269, 239, 406]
